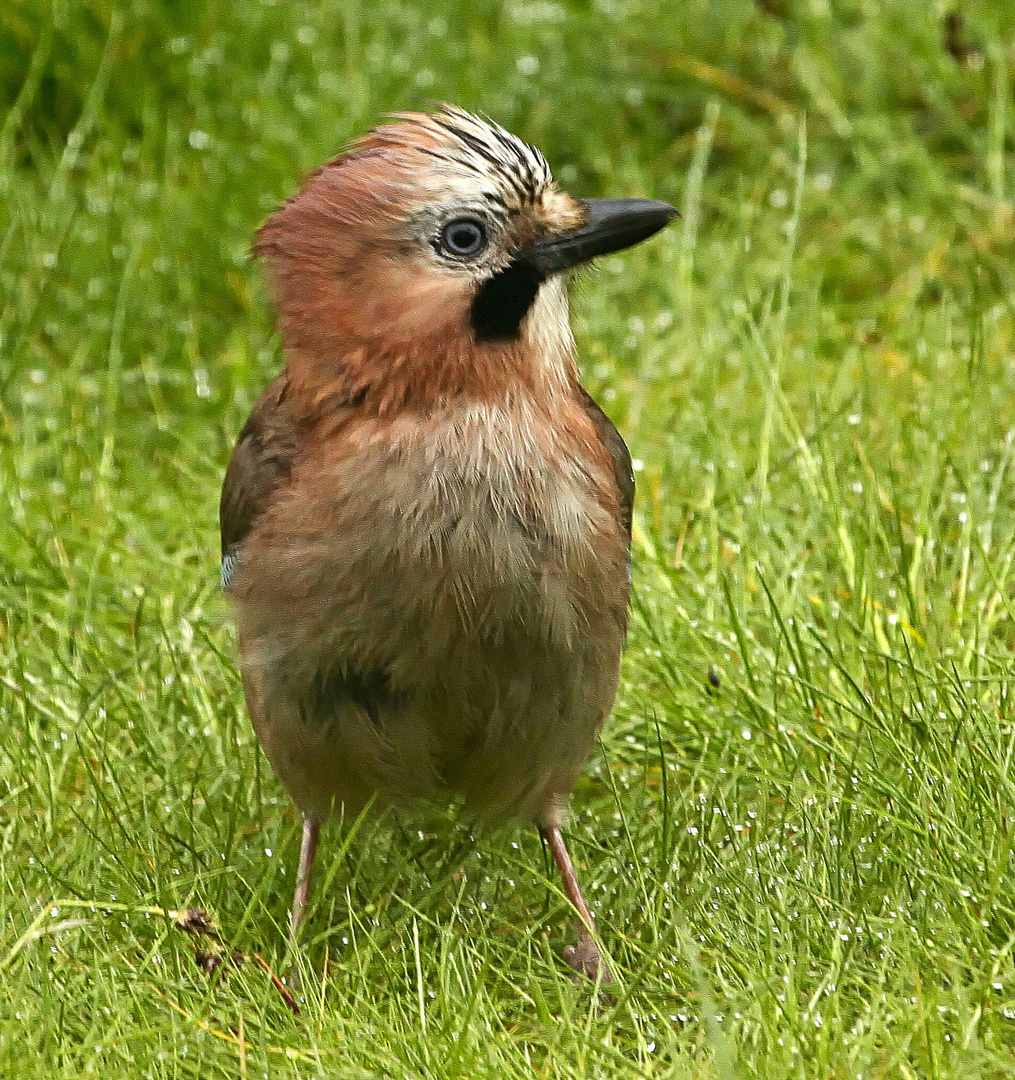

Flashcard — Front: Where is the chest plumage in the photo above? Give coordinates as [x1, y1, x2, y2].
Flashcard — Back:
[228, 392, 629, 822]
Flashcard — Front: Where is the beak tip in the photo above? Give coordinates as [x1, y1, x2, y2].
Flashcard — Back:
[647, 200, 680, 225]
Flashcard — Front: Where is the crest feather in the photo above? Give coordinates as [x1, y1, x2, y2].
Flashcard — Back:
[363, 105, 553, 205]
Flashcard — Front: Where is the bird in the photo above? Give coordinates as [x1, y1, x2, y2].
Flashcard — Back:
[220, 106, 676, 983]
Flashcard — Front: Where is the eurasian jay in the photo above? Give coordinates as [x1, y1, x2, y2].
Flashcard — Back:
[220, 106, 676, 982]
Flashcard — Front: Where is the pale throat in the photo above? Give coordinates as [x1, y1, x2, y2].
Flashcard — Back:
[517, 275, 578, 392]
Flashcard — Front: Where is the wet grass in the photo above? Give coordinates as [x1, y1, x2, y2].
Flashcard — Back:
[3, 1, 1015, 1076]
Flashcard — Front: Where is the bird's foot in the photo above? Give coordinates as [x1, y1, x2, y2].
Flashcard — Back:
[563, 931, 613, 984]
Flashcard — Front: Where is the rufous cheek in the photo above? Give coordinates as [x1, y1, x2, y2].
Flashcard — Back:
[343, 258, 473, 350]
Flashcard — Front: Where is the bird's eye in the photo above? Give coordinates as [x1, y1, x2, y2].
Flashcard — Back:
[440, 218, 487, 258]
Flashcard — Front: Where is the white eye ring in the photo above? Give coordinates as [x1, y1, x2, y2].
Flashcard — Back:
[441, 217, 487, 257]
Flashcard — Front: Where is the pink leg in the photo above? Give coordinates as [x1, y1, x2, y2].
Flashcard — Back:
[539, 824, 612, 983]
[287, 815, 320, 995]
[291, 815, 320, 938]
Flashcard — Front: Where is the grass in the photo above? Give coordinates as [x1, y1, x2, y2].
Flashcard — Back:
[3, 0, 1015, 1075]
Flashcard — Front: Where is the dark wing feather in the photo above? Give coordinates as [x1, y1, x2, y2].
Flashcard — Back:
[219, 373, 299, 588]
[576, 386, 635, 541]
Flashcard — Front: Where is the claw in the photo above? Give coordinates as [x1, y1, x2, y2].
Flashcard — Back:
[563, 934, 612, 983]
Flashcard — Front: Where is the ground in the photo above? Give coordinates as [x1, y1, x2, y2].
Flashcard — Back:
[3, 1, 1015, 1076]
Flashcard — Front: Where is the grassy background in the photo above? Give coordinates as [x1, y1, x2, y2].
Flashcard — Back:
[3, 0, 1015, 1076]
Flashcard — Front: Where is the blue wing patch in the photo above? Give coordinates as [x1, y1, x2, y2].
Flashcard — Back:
[221, 548, 239, 591]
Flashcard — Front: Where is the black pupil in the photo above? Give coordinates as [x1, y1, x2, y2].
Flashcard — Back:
[446, 220, 483, 254]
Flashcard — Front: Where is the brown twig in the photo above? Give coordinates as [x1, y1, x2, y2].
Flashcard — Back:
[252, 952, 300, 1015]
[169, 908, 300, 1015]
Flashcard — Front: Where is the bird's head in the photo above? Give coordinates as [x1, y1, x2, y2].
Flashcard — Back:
[255, 106, 676, 408]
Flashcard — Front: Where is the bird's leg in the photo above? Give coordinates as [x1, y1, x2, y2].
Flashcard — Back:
[288, 814, 320, 992]
[539, 824, 613, 984]
[292, 814, 321, 934]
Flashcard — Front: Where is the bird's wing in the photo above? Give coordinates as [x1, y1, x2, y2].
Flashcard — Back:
[576, 386, 634, 541]
[219, 373, 300, 590]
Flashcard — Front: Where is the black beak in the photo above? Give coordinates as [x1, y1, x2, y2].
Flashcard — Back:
[523, 198, 679, 275]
